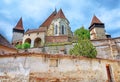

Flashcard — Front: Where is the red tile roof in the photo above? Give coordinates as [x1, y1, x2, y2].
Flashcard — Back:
[14, 17, 24, 30]
[40, 9, 66, 28]
[40, 10, 57, 27]
[25, 28, 46, 34]
[54, 9, 66, 19]
[0, 34, 15, 49]
[90, 15, 102, 26]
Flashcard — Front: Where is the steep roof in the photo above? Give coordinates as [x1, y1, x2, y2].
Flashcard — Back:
[14, 17, 24, 30]
[0, 34, 14, 48]
[40, 10, 57, 27]
[90, 15, 102, 26]
[54, 9, 66, 19]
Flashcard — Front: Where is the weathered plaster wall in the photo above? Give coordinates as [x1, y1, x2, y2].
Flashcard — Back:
[0, 53, 120, 82]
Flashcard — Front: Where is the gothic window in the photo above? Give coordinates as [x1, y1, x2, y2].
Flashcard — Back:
[62, 25, 65, 34]
[54, 25, 58, 35]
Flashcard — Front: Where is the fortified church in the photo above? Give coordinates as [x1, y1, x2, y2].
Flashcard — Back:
[12, 9, 110, 47]
[12, 9, 73, 47]
[0, 9, 120, 82]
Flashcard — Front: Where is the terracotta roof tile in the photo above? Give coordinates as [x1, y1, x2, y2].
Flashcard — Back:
[90, 15, 102, 26]
[14, 17, 24, 30]
[25, 28, 46, 34]
[54, 9, 66, 19]
[40, 10, 57, 27]
[0, 34, 14, 48]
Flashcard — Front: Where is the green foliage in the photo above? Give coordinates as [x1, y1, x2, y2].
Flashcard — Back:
[22, 42, 30, 49]
[69, 40, 97, 58]
[46, 42, 72, 46]
[69, 26, 97, 58]
[16, 42, 30, 49]
[74, 26, 90, 40]
[16, 44, 22, 49]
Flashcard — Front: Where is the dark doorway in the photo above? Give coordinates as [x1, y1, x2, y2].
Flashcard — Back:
[106, 64, 112, 82]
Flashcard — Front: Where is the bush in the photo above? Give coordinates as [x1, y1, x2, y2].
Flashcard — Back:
[16, 42, 30, 49]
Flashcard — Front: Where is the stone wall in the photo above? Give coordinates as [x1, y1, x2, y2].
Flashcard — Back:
[19, 37, 120, 60]
[92, 37, 120, 60]
[0, 53, 120, 82]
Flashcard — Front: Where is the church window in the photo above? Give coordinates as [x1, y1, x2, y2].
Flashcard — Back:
[62, 25, 65, 34]
[54, 25, 58, 35]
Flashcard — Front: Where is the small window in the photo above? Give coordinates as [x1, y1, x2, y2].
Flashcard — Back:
[28, 34, 30, 36]
[49, 58, 58, 67]
[54, 25, 58, 35]
[62, 25, 65, 34]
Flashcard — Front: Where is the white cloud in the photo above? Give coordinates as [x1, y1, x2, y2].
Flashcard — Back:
[0, 21, 13, 42]
[0, 0, 120, 41]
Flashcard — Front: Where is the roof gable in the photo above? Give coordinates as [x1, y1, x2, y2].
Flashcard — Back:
[14, 17, 24, 30]
[40, 10, 57, 27]
[90, 15, 102, 26]
[54, 9, 66, 19]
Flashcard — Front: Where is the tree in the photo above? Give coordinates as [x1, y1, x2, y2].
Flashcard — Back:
[69, 26, 97, 58]
[74, 26, 90, 40]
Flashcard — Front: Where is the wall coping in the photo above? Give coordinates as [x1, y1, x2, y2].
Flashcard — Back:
[0, 52, 119, 62]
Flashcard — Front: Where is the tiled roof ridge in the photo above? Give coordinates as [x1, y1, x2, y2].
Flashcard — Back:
[40, 10, 57, 27]
[14, 17, 24, 30]
[90, 15, 102, 26]
[54, 8, 66, 19]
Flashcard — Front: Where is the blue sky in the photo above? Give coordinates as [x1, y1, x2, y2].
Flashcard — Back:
[0, 0, 120, 42]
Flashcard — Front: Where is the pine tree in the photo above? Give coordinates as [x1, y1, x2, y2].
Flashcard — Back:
[69, 26, 97, 58]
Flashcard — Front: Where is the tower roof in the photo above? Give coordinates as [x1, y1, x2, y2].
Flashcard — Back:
[90, 15, 102, 26]
[40, 9, 57, 27]
[54, 9, 66, 19]
[14, 17, 24, 30]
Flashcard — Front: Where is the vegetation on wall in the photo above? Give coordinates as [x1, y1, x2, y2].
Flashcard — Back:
[16, 42, 30, 49]
[69, 26, 97, 58]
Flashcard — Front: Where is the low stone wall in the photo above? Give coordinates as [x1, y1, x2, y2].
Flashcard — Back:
[0, 53, 120, 82]
[18, 37, 120, 60]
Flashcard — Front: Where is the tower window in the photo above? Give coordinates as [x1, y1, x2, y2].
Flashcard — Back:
[62, 25, 65, 34]
[54, 25, 58, 35]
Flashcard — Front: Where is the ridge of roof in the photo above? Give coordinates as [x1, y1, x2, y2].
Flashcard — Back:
[54, 8, 66, 19]
[14, 17, 24, 30]
[90, 15, 102, 26]
[0, 34, 15, 49]
[40, 10, 57, 27]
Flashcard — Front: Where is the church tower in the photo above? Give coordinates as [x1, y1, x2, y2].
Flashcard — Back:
[89, 15, 106, 40]
[12, 17, 24, 46]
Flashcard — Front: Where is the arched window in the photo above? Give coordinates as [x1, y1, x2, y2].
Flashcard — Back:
[61, 25, 65, 34]
[54, 25, 58, 35]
